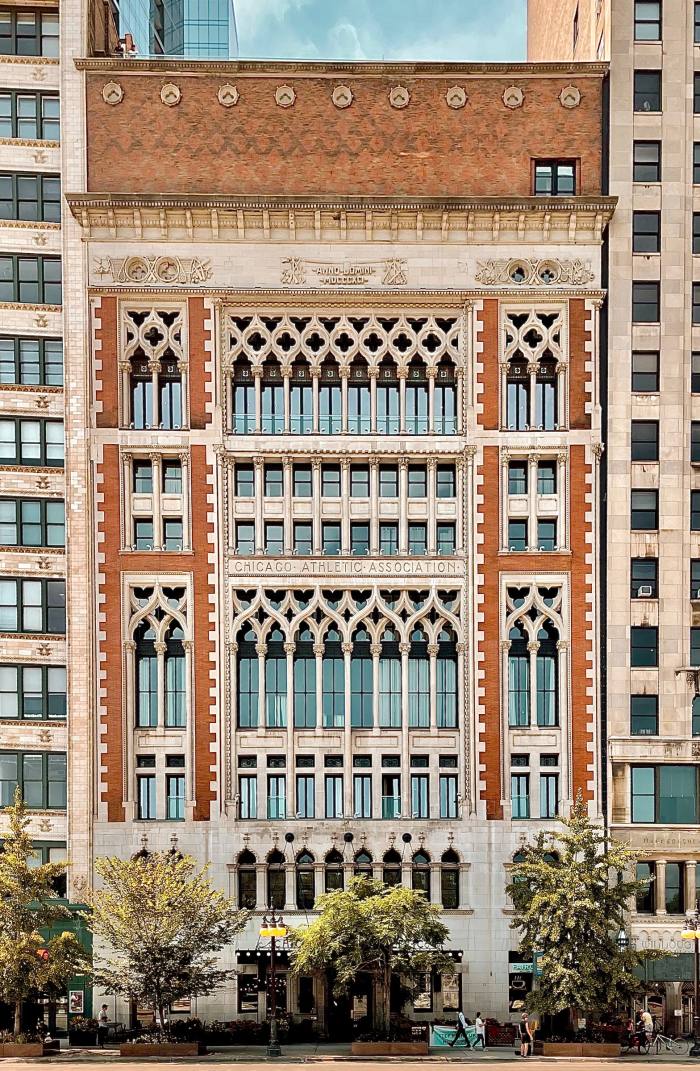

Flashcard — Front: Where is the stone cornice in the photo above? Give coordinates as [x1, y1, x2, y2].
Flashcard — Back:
[89, 288, 607, 303]
[67, 194, 616, 246]
[76, 58, 608, 78]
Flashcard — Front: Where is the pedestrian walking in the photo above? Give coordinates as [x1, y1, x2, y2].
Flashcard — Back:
[473, 1011, 486, 1049]
[641, 1008, 653, 1039]
[97, 1004, 109, 1049]
[449, 1009, 472, 1048]
[518, 1012, 532, 1058]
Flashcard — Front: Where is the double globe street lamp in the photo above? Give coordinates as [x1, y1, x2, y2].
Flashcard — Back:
[260, 910, 287, 1059]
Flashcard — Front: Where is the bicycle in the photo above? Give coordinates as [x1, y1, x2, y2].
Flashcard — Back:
[620, 1033, 650, 1056]
[650, 1032, 689, 1055]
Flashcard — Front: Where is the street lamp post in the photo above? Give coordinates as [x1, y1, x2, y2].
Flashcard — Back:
[260, 910, 287, 1059]
[681, 901, 700, 1057]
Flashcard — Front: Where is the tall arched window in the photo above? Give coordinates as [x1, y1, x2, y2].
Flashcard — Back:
[535, 356, 557, 430]
[237, 626, 259, 728]
[434, 359, 457, 434]
[375, 358, 399, 434]
[135, 622, 157, 727]
[296, 850, 315, 910]
[293, 626, 316, 729]
[232, 359, 255, 433]
[348, 359, 371, 434]
[508, 623, 530, 727]
[408, 628, 429, 727]
[319, 359, 341, 434]
[506, 356, 529, 430]
[164, 622, 185, 727]
[412, 850, 431, 899]
[437, 628, 457, 728]
[290, 361, 312, 434]
[350, 628, 373, 728]
[441, 849, 459, 909]
[322, 628, 344, 728]
[353, 849, 373, 878]
[261, 359, 284, 433]
[382, 848, 402, 887]
[406, 360, 428, 434]
[324, 848, 344, 893]
[536, 622, 559, 727]
[265, 628, 287, 728]
[130, 357, 153, 430]
[267, 849, 285, 910]
[237, 849, 257, 909]
[379, 628, 401, 728]
[158, 356, 182, 429]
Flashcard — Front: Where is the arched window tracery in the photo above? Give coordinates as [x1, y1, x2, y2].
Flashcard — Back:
[128, 584, 188, 730]
[505, 585, 564, 731]
[237, 849, 257, 909]
[502, 308, 565, 432]
[267, 848, 285, 910]
[408, 627, 429, 728]
[441, 848, 460, 909]
[296, 850, 315, 910]
[353, 849, 373, 878]
[382, 848, 402, 887]
[322, 627, 344, 729]
[412, 849, 431, 899]
[324, 848, 344, 893]
[123, 308, 185, 431]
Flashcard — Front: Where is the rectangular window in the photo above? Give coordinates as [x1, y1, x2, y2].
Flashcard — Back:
[322, 522, 341, 556]
[381, 773, 401, 818]
[296, 774, 315, 819]
[411, 773, 429, 819]
[293, 464, 312, 498]
[235, 464, 254, 497]
[235, 521, 255, 555]
[436, 464, 456, 498]
[0, 418, 63, 468]
[133, 460, 153, 494]
[631, 419, 659, 461]
[350, 523, 369, 556]
[691, 627, 700, 667]
[166, 774, 185, 820]
[0, 750, 66, 810]
[137, 774, 156, 820]
[162, 460, 182, 494]
[537, 461, 557, 495]
[439, 774, 458, 819]
[633, 70, 661, 112]
[694, 696, 700, 737]
[264, 464, 283, 497]
[267, 774, 286, 820]
[696, 73, 700, 114]
[350, 465, 369, 498]
[239, 774, 257, 819]
[0, 664, 65, 720]
[631, 557, 658, 598]
[691, 559, 700, 600]
[321, 464, 340, 497]
[533, 160, 576, 195]
[0, 9, 60, 56]
[134, 518, 154, 550]
[694, 215, 700, 256]
[325, 774, 343, 818]
[633, 140, 661, 182]
[511, 773, 530, 819]
[293, 522, 312, 556]
[632, 281, 660, 323]
[0, 91, 59, 139]
[162, 518, 183, 551]
[631, 694, 658, 736]
[631, 489, 658, 530]
[0, 577, 65, 634]
[0, 172, 60, 223]
[632, 351, 659, 392]
[537, 519, 557, 551]
[634, 0, 661, 40]
[539, 773, 558, 819]
[693, 353, 700, 394]
[508, 519, 528, 551]
[436, 523, 456, 555]
[0, 337, 62, 387]
[379, 464, 398, 497]
[265, 522, 284, 555]
[693, 492, 700, 532]
[632, 765, 699, 823]
[693, 423, 700, 465]
[0, 255, 61, 304]
[408, 465, 427, 498]
[0, 498, 64, 547]
[353, 774, 372, 818]
[633, 211, 661, 254]
[696, 0, 700, 42]
[379, 523, 398, 555]
[508, 460, 528, 495]
[408, 523, 427, 555]
[694, 284, 700, 325]
[631, 625, 658, 667]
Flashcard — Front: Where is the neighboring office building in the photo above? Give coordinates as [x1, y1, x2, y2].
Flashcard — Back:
[63, 19, 613, 1024]
[110, 0, 238, 58]
[529, 0, 700, 1030]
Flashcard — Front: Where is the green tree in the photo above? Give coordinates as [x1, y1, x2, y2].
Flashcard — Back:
[0, 790, 88, 1034]
[86, 851, 249, 1027]
[506, 795, 655, 1020]
[289, 877, 452, 1037]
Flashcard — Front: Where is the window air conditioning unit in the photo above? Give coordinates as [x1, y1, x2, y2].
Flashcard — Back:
[638, 585, 653, 598]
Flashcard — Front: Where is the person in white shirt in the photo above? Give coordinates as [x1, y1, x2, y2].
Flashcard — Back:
[474, 1012, 486, 1049]
[449, 1010, 472, 1048]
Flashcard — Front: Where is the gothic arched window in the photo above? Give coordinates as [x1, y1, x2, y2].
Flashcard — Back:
[441, 849, 459, 909]
[266, 627, 287, 728]
[232, 358, 255, 434]
[237, 849, 257, 909]
[267, 849, 285, 910]
[293, 626, 316, 729]
[536, 622, 559, 727]
[322, 628, 344, 728]
[324, 848, 344, 893]
[434, 359, 457, 434]
[508, 623, 530, 727]
[261, 359, 284, 434]
[135, 622, 157, 727]
[379, 628, 401, 728]
[319, 359, 341, 434]
[350, 627, 373, 728]
[437, 628, 457, 728]
[506, 356, 530, 431]
[348, 359, 371, 434]
[412, 850, 431, 899]
[382, 848, 402, 887]
[237, 626, 259, 728]
[353, 849, 373, 878]
[130, 356, 153, 430]
[164, 621, 185, 727]
[408, 627, 429, 727]
[296, 850, 315, 910]
[535, 356, 558, 430]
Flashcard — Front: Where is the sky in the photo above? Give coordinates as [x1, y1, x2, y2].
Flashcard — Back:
[234, 0, 527, 63]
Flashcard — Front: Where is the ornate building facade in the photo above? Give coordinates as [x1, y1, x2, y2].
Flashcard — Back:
[59, 33, 614, 1023]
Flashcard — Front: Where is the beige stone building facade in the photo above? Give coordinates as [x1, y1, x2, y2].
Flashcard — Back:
[529, 0, 700, 1027]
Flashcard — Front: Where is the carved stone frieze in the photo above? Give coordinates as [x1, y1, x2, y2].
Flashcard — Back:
[217, 84, 239, 107]
[94, 255, 212, 286]
[475, 257, 595, 287]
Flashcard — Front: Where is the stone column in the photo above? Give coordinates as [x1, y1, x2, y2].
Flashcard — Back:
[341, 459, 350, 554]
[557, 451, 568, 550]
[281, 365, 292, 433]
[148, 358, 160, 427]
[370, 457, 379, 554]
[282, 457, 293, 554]
[427, 366, 436, 434]
[310, 366, 320, 433]
[527, 361, 539, 430]
[686, 861, 697, 914]
[399, 457, 408, 554]
[252, 366, 263, 432]
[314, 642, 324, 734]
[427, 458, 437, 555]
[500, 451, 510, 552]
[155, 639, 167, 730]
[398, 367, 408, 433]
[528, 455, 538, 551]
[180, 450, 191, 551]
[254, 456, 264, 553]
[400, 641, 410, 817]
[370, 643, 381, 734]
[150, 452, 163, 550]
[312, 459, 322, 554]
[256, 642, 267, 731]
[369, 366, 378, 433]
[340, 366, 349, 433]
[428, 643, 439, 730]
[655, 860, 667, 915]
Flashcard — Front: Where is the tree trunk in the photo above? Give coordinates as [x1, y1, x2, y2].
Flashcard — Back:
[374, 963, 392, 1038]
[14, 999, 21, 1035]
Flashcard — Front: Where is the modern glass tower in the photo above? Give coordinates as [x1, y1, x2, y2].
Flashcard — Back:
[111, 0, 238, 58]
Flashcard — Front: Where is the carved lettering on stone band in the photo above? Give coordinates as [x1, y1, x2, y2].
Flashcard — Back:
[280, 257, 408, 287]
